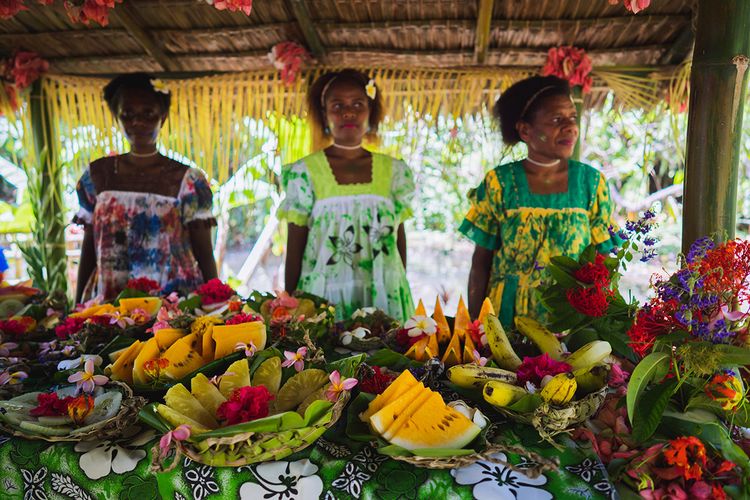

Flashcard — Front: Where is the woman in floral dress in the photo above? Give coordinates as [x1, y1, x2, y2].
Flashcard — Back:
[281, 69, 415, 321]
[74, 73, 217, 302]
[461, 75, 621, 327]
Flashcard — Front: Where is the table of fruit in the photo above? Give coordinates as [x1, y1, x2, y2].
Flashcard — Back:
[1, 237, 749, 500]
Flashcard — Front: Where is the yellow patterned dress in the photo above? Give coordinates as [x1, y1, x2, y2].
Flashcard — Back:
[459, 160, 620, 327]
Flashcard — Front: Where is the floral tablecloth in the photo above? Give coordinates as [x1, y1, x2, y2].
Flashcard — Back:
[0, 420, 617, 500]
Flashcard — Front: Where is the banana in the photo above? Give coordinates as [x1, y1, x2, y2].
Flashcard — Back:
[447, 364, 517, 390]
[483, 380, 529, 408]
[483, 314, 522, 370]
[540, 372, 577, 405]
[565, 341, 612, 371]
[514, 316, 564, 360]
[573, 364, 610, 395]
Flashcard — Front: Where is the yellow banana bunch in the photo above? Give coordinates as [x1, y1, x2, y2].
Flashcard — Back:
[483, 380, 529, 408]
[573, 364, 610, 395]
[540, 372, 577, 405]
[514, 316, 564, 360]
[447, 364, 517, 390]
[483, 314, 522, 370]
[565, 341, 612, 371]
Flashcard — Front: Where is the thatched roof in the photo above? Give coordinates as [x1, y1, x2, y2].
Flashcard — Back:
[0, 0, 694, 76]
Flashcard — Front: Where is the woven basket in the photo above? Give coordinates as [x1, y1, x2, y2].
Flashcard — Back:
[497, 387, 607, 444]
[0, 381, 146, 442]
[151, 392, 350, 470]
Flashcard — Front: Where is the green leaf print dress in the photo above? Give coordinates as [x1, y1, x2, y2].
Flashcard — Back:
[459, 160, 621, 328]
[279, 150, 415, 321]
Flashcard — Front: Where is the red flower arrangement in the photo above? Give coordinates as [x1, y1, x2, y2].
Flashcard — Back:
[196, 279, 236, 305]
[268, 41, 311, 86]
[67, 394, 95, 424]
[30, 392, 74, 417]
[359, 366, 396, 395]
[0, 319, 28, 337]
[64, 0, 121, 26]
[566, 285, 614, 317]
[224, 312, 263, 325]
[515, 353, 572, 386]
[541, 46, 593, 94]
[54, 316, 87, 340]
[395, 328, 424, 348]
[573, 254, 611, 287]
[216, 385, 273, 425]
[6, 50, 48, 89]
[209, 0, 252, 15]
[125, 277, 161, 294]
[0, 0, 27, 19]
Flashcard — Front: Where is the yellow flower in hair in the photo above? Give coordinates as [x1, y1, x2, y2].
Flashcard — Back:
[150, 79, 170, 95]
[365, 79, 377, 100]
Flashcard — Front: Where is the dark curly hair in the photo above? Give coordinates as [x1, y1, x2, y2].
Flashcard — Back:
[493, 75, 571, 145]
[103, 72, 171, 116]
[307, 69, 384, 139]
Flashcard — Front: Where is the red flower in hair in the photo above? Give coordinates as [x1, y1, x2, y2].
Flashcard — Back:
[541, 46, 593, 93]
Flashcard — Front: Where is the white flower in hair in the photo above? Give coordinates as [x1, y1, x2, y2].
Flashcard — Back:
[150, 79, 170, 95]
[365, 79, 377, 99]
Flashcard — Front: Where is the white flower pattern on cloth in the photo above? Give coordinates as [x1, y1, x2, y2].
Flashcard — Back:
[239, 459, 323, 500]
[74, 426, 155, 480]
[451, 452, 553, 500]
[183, 457, 220, 500]
[21, 467, 47, 500]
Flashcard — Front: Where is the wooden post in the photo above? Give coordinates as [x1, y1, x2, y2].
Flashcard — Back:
[572, 86, 584, 160]
[682, 0, 750, 253]
[29, 80, 68, 294]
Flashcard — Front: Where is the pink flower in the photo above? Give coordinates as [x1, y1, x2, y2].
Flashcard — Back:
[234, 341, 257, 358]
[0, 342, 18, 357]
[0, 0, 27, 20]
[109, 311, 135, 329]
[9, 51, 49, 89]
[0, 369, 27, 386]
[516, 353, 572, 386]
[325, 370, 358, 402]
[268, 41, 310, 86]
[608, 362, 630, 389]
[472, 349, 488, 367]
[281, 346, 307, 372]
[622, 0, 651, 14]
[268, 291, 299, 311]
[158, 424, 191, 460]
[541, 46, 593, 93]
[211, 0, 252, 15]
[67, 358, 108, 394]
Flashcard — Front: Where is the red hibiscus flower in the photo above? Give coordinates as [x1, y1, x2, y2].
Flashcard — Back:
[125, 277, 161, 294]
[216, 385, 274, 425]
[516, 353, 572, 386]
[196, 279, 236, 305]
[566, 285, 612, 317]
[0, 0, 27, 20]
[573, 254, 611, 287]
[541, 46, 593, 93]
[359, 366, 396, 395]
[55, 316, 87, 340]
[30, 392, 74, 417]
[224, 312, 263, 325]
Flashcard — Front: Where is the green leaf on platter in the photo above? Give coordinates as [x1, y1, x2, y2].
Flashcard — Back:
[178, 296, 202, 312]
[366, 349, 422, 370]
[507, 393, 543, 413]
[378, 444, 412, 456]
[661, 410, 750, 476]
[631, 378, 678, 443]
[137, 402, 173, 434]
[113, 288, 150, 305]
[325, 353, 366, 379]
[345, 392, 377, 442]
[715, 345, 750, 367]
[626, 351, 671, 424]
[549, 255, 580, 271]
[546, 265, 580, 288]
[563, 328, 600, 352]
[301, 399, 334, 426]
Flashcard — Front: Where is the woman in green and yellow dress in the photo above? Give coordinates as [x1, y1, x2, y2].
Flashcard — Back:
[461, 75, 621, 327]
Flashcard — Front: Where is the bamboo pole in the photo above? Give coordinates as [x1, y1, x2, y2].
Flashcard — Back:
[572, 86, 583, 160]
[681, 0, 750, 252]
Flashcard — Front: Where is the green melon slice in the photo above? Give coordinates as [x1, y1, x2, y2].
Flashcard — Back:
[165, 383, 219, 429]
[388, 395, 481, 451]
[190, 373, 227, 416]
[368, 382, 427, 436]
[218, 359, 251, 398]
[359, 370, 418, 422]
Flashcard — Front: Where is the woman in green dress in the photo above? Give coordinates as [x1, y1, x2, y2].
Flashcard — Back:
[280, 69, 415, 321]
[461, 75, 620, 327]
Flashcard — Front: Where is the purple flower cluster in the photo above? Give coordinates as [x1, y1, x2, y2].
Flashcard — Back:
[686, 236, 715, 264]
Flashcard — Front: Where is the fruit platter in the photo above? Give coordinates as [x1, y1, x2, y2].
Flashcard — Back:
[2, 237, 750, 499]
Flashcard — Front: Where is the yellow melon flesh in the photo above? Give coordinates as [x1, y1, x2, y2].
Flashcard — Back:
[108, 340, 142, 384]
[388, 395, 481, 450]
[154, 328, 186, 351]
[425, 334, 439, 359]
[161, 333, 204, 380]
[218, 359, 251, 398]
[441, 332, 463, 367]
[404, 336, 430, 362]
[164, 383, 219, 429]
[119, 297, 163, 317]
[433, 298, 451, 344]
[69, 303, 118, 319]
[477, 297, 495, 324]
[360, 370, 418, 422]
[361, 371, 418, 421]
[212, 322, 266, 360]
[381, 388, 436, 441]
[108, 346, 129, 363]
[414, 299, 427, 316]
[368, 382, 426, 435]
[463, 335, 477, 364]
[454, 296, 471, 339]
[133, 338, 161, 385]
[201, 327, 215, 364]
[190, 373, 227, 416]
[156, 404, 210, 435]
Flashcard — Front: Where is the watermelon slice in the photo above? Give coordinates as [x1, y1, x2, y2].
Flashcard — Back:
[368, 382, 428, 436]
[360, 370, 418, 422]
[388, 395, 481, 450]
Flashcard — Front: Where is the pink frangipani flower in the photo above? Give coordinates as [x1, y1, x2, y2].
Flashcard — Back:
[67, 358, 108, 394]
[281, 346, 307, 372]
[159, 424, 191, 459]
[325, 370, 358, 402]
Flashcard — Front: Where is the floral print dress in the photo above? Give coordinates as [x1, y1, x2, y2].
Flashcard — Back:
[279, 150, 415, 321]
[459, 160, 620, 327]
[74, 165, 215, 299]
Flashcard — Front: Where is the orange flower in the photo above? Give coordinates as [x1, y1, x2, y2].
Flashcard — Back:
[67, 395, 95, 425]
[705, 370, 745, 411]
[663, 436, 707, 480]
[144, 358, 169, 381]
